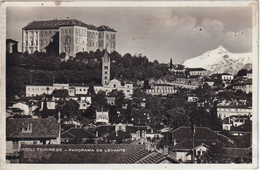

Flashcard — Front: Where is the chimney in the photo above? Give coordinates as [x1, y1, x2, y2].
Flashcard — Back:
[57, 111, 61, 144]
[163, 146, 169, 155]
[28, 106, 33, 116]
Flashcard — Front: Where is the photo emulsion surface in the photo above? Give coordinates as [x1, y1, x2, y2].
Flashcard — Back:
[3, 2, 258, 167]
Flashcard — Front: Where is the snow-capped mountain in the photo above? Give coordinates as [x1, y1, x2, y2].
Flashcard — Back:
[182, 45, 252, 75]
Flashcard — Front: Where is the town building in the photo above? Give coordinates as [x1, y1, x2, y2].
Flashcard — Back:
[95, 110, 109, 124]
[6, 39, 18, 53]
[186, 68, 207, 76]
[26, 83, 91, 97]
[26, 83, 69, 97]
[221, 73, 234, 82]
[222, 115, 250, 130]
[61, 127, 97, 143]
[146, 84, 177, 96]
[217, 105, 252, 120]
[175, 75, 202, 86]
[6, 117, 60, 162]
[245, 70, 252, 79]
[232, 79, 252, 94]
[22, 19, 116, 57]
[94, 52, 134, 99]
[170, 126, 234, 162]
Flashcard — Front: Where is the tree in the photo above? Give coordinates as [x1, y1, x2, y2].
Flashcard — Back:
[170, 58, 173, 69]
[165, 107, 190, 128]
[61, 99, 80, 120]
[52, 89, 68, 99]
[42, 97, 48, 118]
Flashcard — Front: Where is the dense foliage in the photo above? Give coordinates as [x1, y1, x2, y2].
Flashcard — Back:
[6, 50, 168, 99]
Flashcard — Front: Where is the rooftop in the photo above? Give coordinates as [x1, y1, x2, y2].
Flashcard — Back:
[6, 117, 59, 138]
[23, 19, 116, 32]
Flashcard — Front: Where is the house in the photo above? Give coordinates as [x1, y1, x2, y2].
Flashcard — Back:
[175, 75, 202, 86]
[222, 115, 250, 130]
[186, 68, 207, 76]
[171, 126, 234, 147]
[187, 96, 199, 103]
[95, 110, 109, 124]
[26, 83, 69, 97]
[6, 39, 18, 53]
[232, 79, 252, 94]
[22, 19, 116, 56]
[68, 86, 89, 96]
[171, 140, 220, 162]
[170, 126, 234, 162]
[245, 70, 252, 79]
[11, 102, 36, 116]
[146, 84, 177, 96]
[106, 97, 116, 105]
[6, 117, 60, 162]
[221, 73, 234, 82]
[61, 127, 97, 143]
[217, 105, 252, 120]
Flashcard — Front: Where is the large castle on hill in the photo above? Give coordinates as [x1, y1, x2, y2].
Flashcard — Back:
[22, 19, 116, 57]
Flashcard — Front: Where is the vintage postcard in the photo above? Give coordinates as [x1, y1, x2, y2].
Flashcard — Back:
[0, 1, 258, 169]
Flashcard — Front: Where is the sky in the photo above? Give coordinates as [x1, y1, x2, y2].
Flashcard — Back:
[6, 6, 252, 64]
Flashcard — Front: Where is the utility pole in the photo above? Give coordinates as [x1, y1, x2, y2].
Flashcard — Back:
[192, 124, 195, 163]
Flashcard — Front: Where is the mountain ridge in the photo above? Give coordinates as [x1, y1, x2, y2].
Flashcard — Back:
[182, 46, 252, 75]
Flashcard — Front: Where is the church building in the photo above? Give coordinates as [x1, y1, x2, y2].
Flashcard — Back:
[94, 51, 134, 99]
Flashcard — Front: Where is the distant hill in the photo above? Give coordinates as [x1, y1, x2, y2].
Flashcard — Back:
[182, 45, 252, 75]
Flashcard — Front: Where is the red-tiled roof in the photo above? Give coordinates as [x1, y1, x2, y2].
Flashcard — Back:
[23, 19, 99, 30]
[6, 117, 59, 138]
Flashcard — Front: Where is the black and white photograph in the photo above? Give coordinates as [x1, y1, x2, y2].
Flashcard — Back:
[1, 1, 258, 169]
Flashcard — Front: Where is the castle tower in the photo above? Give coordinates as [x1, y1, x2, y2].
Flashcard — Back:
[102, 50, 110, 85]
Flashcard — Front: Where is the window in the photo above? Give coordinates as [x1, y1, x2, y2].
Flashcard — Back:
[13, 141, 19, 149]
[104, 66, 108, 69]
[22, 122, 32, 133]
[105, 71, 107, 74]
[65, 36, 71, 45]
[114, 84, 116, 88]
[105, 76, 107, 80]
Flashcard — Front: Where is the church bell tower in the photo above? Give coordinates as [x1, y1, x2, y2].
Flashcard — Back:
[102, 50, 110, 85]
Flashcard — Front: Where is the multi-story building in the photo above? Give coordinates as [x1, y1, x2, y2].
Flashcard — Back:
[146, 84, 177, 96]
[217, 105, 252, 120]
[6, 117, 60, 163]
[6, 39, 18, 53]
[22, 19, 116, 56]
[232, 79, 252, 94]
[221, 73, 234, 82]
[26, 84, 70, 97]
[186, 68, 207, 76]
